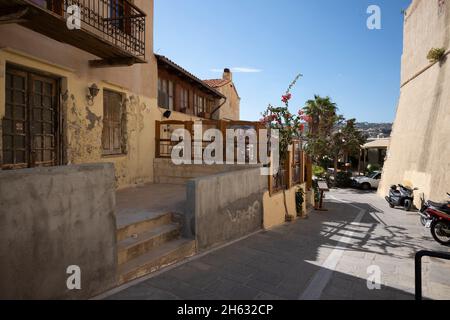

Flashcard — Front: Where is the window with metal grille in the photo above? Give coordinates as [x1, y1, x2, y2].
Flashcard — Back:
[102, 90, 125, 155]
[2, 67, 59, 170]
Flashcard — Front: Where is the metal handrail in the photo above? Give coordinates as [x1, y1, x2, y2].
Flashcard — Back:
[415, 250, 450, 300]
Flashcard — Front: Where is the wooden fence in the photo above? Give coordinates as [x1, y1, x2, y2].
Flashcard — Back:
[268, 139, 310, 195]
[155, 120, 264, 161]
[155, 121, 311, 194]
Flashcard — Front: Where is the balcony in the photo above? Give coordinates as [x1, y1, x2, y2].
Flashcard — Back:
[0, 0, 146, 66]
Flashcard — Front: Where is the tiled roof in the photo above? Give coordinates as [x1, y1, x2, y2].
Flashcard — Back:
[203, 79, 231, 88]
[363, 138, 390, 149]
[155, 55, 225, 99]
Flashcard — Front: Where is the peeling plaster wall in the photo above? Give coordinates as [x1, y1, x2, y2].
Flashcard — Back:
[0, 47, 198, 189]
[378, 0, 450, 204]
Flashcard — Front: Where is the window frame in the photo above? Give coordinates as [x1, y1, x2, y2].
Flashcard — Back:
[2, 64, 61, 170]
[102, 89, 126, 156]
[157, 77, 174, 111]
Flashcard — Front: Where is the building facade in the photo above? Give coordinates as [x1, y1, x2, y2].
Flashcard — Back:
[204, 69, 241, 121]
[379, 0, 450, 203]
[156, 55, 225, 119]
[0, 0, 205, 189]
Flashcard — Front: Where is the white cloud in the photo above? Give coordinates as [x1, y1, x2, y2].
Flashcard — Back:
[210, 67, 262, 73]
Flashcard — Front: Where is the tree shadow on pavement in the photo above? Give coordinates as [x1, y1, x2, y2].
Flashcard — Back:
[107, 198, 427, 300]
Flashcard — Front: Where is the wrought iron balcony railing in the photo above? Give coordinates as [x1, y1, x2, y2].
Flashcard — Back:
[1, 0, 147, 65]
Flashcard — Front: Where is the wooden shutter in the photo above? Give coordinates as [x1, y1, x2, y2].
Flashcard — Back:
[102, 90, 124, 155]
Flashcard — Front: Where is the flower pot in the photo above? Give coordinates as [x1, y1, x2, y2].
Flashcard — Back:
[286, 215, 295, 222]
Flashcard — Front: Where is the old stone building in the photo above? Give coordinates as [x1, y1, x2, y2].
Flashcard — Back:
[379, 0, 450, 203]
[0, 0, 218, 189]
[204, 68, 241, 121]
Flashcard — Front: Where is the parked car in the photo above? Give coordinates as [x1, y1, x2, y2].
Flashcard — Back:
[351, 171, 381, 190]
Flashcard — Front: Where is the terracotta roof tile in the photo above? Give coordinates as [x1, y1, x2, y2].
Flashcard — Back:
[203, 79, 231, 88]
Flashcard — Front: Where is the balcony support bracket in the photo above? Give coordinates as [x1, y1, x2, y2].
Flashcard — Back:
[0, 6, 29, 25]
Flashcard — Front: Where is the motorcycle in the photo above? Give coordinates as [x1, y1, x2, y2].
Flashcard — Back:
[421, 193, 450, 246]
[385, 184, 418, 211]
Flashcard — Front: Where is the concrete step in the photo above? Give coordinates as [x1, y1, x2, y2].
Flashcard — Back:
[118, 223, 181, 265]
[155, 176, 190, 185]
[117, 212, 173, 242]
[118, 238, 196, 285]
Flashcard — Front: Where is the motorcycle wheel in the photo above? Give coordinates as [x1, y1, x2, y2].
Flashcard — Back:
[404, 199, 412, 211]
[431, 220, 450, 246]
[420, 216, 428, 226]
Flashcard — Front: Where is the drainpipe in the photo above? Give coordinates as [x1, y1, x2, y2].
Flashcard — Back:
[211, 97, 227, 118]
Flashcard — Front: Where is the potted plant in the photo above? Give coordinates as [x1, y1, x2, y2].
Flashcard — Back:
[295, 187, 305, 217]
[313, 183, 320, 209]
[285, 214, 295, 222]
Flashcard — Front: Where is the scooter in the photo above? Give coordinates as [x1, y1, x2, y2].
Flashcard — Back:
[422, 193, 450, 246]
[385, 184, 417, 211]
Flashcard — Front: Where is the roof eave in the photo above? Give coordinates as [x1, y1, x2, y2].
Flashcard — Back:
[156, 55, 226, 99]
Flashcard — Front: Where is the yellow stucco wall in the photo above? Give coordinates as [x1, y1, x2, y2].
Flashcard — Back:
[214, 82, 240, 121]
[378, 0, 450, 204]
[262, 148, 311, 230]
[0, 48, 192, 189]
[263, 183, 307, 230]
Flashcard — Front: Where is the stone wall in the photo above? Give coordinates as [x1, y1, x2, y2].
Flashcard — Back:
[378, 0, 450, 204]
[185, 168, 267, 250]
[0, 163, 117, 299]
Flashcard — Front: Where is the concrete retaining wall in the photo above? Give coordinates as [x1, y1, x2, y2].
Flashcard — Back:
[154, 158, 261, 185]
[185, 168, 267, 250]
[0, 163, 117, 299]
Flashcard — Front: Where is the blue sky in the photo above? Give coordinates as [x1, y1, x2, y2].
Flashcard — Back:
[154, 0, 412, 123]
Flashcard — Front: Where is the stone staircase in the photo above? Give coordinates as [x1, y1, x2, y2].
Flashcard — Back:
[117, 211, 196, 285]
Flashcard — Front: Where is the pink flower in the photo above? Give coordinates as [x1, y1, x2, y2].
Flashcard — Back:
[298, 110, 304, 116]
[281, 93, 292, 103]
[301, 115, 312, 123]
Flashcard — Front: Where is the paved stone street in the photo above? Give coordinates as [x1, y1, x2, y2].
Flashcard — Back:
[106, 189, 450, 300]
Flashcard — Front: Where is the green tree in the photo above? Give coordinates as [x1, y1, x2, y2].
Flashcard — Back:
[329, 119, 367, 182]
[302, 96, 366, 185]
[303, 95, 340, 163]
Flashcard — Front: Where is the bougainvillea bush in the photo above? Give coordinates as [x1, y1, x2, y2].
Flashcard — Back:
[260, 74, 311, 159]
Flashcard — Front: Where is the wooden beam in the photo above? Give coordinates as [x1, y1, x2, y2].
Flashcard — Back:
[89, 58, 137, 68]
[0, 6, 29, 24]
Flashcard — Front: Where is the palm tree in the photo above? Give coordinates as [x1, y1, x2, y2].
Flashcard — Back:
[303, 95, 339, 162]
